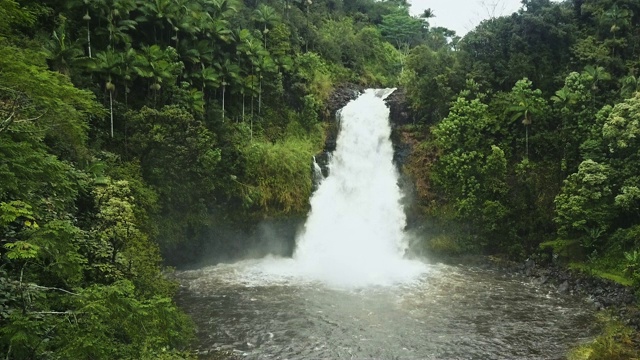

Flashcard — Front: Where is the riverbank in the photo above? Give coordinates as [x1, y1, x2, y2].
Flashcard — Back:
[518, 257, 640, 358]
[432, 254, 638, 322]
[428, 253, 640, 359]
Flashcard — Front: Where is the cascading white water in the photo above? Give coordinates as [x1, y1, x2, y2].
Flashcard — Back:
[290, 89, 425, 287]
[230, 88, 425, 287]
[311, 156, 324, 188]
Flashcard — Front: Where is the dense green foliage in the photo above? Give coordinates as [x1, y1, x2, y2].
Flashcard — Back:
[4, 0, 640, 356]
[0, 0, 447, 357]
[0, 50, 193, 358]
[401, 0, 640, 287]
[396, 4, 640, 352]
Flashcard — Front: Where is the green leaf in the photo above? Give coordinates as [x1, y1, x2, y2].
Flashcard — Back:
[4, 241, 40, 260]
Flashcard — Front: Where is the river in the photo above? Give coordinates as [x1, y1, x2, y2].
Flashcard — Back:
[175, 260, 597, 359]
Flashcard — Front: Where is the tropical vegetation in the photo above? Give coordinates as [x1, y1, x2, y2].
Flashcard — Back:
[2, 0, 640, 357]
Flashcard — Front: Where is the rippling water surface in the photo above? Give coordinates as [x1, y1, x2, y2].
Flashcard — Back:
[175, 260, 598, 360]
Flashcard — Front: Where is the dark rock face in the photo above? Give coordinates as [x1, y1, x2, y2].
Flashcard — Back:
[385, 88, 414, 168]
[315, 151, 335, 178]
[324, 83, 364, 126]
[384, 88, 413, 127]
[324, 84, 363, 153]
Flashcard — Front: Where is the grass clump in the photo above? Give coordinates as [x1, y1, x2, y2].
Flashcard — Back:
[567, 262, 636, 287]
[568, 313, 639, 360]
[242, 121, 324, 215]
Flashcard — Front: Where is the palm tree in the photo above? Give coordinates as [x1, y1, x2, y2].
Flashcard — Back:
[138, 0, 179, 43]
[182, 39, 215, 94]
[236, 29, 269, 131]
[509, 103, 534, 158]
[421, 8, 434, 19]
[216, 58, 241, 119]
[550, 87, 576, 107]
[170, 3, 200, 48]
[117, 46, 139, 107]
[66, 0, 106, 57]
[599, 4, 632, 40]
[583, 65, 611, 108]
[508, 79, 544, 158]
[206, 18, 234, 44]
[43, 23, 86, 76]
[204, 0, 238, 19]
[255, 53, 276, 115]
[99, 12, 137, 49]
[235, 28, 264, 122]
[134, 45, 181, 107]
[253, 4, 279, 49]
[197, 67, 221, 99]
[93, 50, 122, 137]
[107, 0, 138, 46]
[249, 6, 278, 116]
[197, 0, 237, 45]
[583, 65, 611, 92]
[620, 74, 640, 98]
[83, 9, 92, 57]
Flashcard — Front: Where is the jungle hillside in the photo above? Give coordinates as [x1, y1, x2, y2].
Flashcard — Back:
[1, 0, 640, 358]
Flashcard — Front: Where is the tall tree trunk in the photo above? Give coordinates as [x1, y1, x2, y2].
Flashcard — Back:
[86, 21, 92, 58]
[201, 63, 206, 95]
[124, 85, 128, 157]
[304, 2, 309, 53]
[525, 126, 529, 158]
[258, 76, 262, 115]
[109, 90, 114, 138]
[222, 84, 226, 120]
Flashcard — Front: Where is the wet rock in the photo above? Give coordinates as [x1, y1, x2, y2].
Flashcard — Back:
[558, 280, 569, 293]
[314, 151, 331, 179]
[384, 88, 413, 126]
[524, 258, 536, 277]
[325, 83, 363, 122]
[519, 257, 639, 331]
[384, 88, 414, 168]
[536, 275, 548, 285]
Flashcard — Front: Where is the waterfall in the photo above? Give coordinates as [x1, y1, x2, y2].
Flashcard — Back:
[311, 156, 324, 190]
[291, 89, 425, 287]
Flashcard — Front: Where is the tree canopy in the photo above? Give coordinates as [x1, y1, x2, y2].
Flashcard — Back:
[3, 0, 640, 357]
